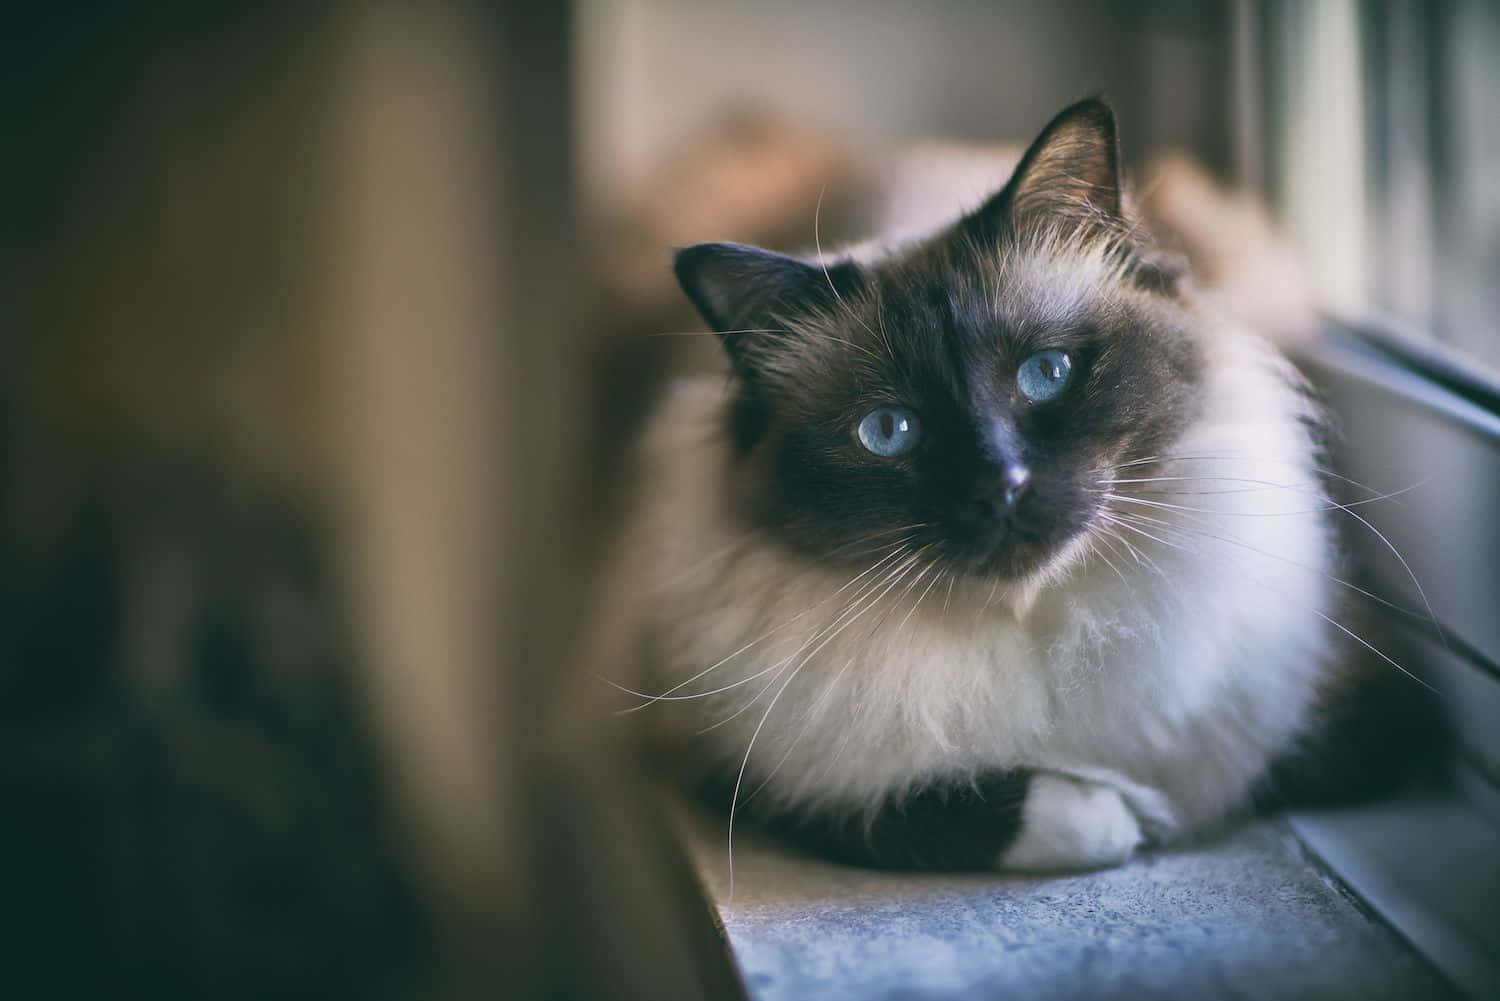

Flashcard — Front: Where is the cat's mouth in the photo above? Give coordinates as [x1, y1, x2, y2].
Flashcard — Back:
[947, 512, 1080, 581]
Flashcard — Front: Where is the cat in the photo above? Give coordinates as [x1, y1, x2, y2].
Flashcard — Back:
[600, 98, 1430, 872]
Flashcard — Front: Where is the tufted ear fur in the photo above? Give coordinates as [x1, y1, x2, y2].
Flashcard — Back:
[961, 97, 1123, 246]
[673, 242, 861, 370]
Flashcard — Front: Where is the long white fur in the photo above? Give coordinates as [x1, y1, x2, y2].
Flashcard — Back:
[610, 244, 1335, 865]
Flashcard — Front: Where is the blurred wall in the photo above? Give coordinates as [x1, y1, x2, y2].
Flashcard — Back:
[577, 0, 1236, 207]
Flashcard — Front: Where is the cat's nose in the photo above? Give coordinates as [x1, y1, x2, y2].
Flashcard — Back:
[961, 463, 1031, 525]
[1000, 463, 1031, 507]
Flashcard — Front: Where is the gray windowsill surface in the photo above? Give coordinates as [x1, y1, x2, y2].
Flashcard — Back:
[672, 797, 1471, 1000]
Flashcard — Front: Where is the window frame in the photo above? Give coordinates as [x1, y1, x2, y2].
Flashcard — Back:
[1256, 2, 1500, 994]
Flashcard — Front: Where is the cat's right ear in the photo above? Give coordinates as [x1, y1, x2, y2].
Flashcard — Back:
[673, 242, 859, 366]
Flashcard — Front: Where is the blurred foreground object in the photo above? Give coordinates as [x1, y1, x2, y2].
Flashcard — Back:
[4, 5, 735, 999]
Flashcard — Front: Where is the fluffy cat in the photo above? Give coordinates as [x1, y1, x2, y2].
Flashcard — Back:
[602, 99, 1413, 872]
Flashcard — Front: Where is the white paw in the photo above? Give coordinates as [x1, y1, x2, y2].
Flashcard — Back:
[998, 773, 1144, 871]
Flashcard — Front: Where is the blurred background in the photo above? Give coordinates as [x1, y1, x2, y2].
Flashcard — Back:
[3, 2, 1496, 999]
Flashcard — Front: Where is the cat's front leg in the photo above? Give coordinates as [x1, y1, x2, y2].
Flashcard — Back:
[744, 769, 1156, 872]
[997, 772, 1145, 871]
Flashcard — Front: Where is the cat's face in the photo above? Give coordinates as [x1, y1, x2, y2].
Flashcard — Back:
[675, 100, 1205, 584]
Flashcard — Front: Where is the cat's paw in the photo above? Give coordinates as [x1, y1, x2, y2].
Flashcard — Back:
[998, 773, 1143, 871]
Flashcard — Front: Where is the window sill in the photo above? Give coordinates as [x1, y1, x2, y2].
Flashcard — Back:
[669, 792, 1465, 1000]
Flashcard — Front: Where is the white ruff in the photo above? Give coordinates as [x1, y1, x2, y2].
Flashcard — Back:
[615, 327, 1335, 842]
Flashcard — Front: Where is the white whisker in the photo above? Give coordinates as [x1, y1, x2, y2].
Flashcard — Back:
[1310, 607, 1439, 694]
[893, 556, 943, 637]
[726, 543, 926, 897]
[698, 548, 922, 733]
[1102, 506, 1436, 626]
[1088, 533, 1129, 585]
[1110, 452, 1392, 499]
[813, 184, 885, 353]
[617, 543, 914, 713]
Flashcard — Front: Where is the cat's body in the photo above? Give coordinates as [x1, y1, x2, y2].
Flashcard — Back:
[603, 100, 1399, 871]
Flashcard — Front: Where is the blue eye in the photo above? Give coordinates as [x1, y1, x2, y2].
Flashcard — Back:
[1016, 349, 1073, 403]
[857, 406, 921, 457]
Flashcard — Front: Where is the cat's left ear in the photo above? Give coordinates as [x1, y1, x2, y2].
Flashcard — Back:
[963, 97, 1123, 244]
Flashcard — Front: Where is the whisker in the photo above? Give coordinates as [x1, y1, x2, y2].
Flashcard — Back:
[985, 575, 1003, 611]
[814, 331, 886, 364]
[736, 653, 859, 810]
[1111, 452, 1391, 499]
[1095, 478, 1425, 517]
[1102, 507, 1437, 626]
[618, 543, 913, 712]
[603, 654, 797, 707]
[873, 280, 897, 362]
[725, 542, 925, 897]
[700, 545, 925, 730]
[1111, 529, 1166, 577]
[1307, 492, 1449, 652]
[1104, 508, 1437, 694]
[825, 523, 927, 558]
[1104, 506, 1174, 529]
[1104, 467, 1447, 638]
[1101, 474, 1319, 487]
[1127, 485, 1312, 497]
[1088, 534, 1129, 585]
[892, 558, 943, 637]
[822, 536, 918, 563]
[743, 548, 942, 811]
[743, 546, 943, 811]
[1311, 608, 1439, 694]
[1097, 512, 1194, 554]
[813, 184, 885, 353]
[694, 660, 793, 738]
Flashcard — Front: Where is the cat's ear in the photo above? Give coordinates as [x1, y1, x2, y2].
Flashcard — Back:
[963, 98, 1123, 244]
[674, 242, 860, 365]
